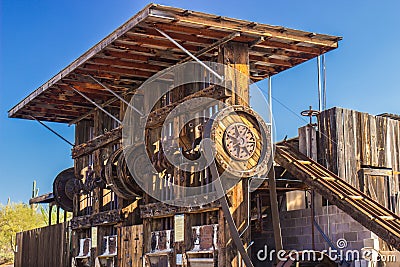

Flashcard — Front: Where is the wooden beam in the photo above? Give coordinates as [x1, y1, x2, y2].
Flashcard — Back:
[179, 32, 240, 63]
[70, 209, 122, 229]
[146, 85, 228, 128]
[38, 95, 97, 109]
[130, 27, 216, 46]
[29, 192, 54, 204]
[102, 49, 151, 62]
[258, 40, 322, 54]
[125, 31, 204, 52]
[72, 126, 122, 158]
[107, 43, 184, 62]
[148, 22, 234, 39]
[81, 63, 155, 78]
[157, 14, 338, 47]
[251, 46, 314, 60]
[88, 57, 164, 72]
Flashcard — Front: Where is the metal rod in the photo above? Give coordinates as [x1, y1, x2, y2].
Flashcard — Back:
[209, 161, 254, 267]
[155, 28, 224, 81]
[87, 75, 144, 116]
[322, 54, 327, 110]
[68, 85, 137, 126]
[70, 86, 122, 125]
[267, 77, 284, 254]
[317, 56, 322, 111]
[30, 116, 75, 146]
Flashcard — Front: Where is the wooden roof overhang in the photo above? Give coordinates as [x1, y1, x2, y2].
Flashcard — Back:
[8, 3, 341, 124]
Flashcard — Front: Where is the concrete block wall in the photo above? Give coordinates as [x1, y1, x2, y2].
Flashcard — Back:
[279, 205, 372, 252]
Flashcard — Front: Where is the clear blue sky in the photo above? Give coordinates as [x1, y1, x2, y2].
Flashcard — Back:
[1, 0, 399, 204]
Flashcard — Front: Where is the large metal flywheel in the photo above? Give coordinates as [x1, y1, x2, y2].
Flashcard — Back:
[205, 105, 271, 178]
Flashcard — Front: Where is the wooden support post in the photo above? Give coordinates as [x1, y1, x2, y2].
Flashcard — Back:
[217, 41, 251, 267]
[57, 205, 60, 224]
[268, 169, 283, 252]
[49, 203, 53, 226]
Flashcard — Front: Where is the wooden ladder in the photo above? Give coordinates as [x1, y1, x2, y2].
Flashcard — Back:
[275, 144, 400, 251]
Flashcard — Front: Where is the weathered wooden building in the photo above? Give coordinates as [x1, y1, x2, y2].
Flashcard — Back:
[9, 3, 400, 267]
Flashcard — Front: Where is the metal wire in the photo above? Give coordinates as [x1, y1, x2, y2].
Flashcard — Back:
[30, 116, 74, 147]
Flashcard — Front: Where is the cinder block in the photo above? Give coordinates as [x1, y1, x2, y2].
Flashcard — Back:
[318, 216, 328, 225]
[291, 227, 302, 236]
[349, 221, 363, 230]
[348, 240, 364, 251]
[301, 208, 311, 217]
[328, 205, 338, 214]
[357, 231, 372, 241]
[299, 235, 312, 244]
[295, 218, 306, 227]
[354, 259, 370, 267]
[363, 238, 379, 250]
[313, 242, 326, 251]
[286, 236, 299, 245]
[328, 224, 337, 235]
[340, 212, 351, 222]
[335, 222, 350, 233]
[344, 232, 358, 242]
[290, 210, 302, 218]
[280, 212, 290, 220]
[301, 226, 312, 235]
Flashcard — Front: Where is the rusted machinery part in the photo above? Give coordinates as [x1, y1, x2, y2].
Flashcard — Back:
[116, 145, 145, 197]
[276, 251, 336, 267]
[149, 142, 175, 174]
[121, 144, 156, 189]
[147, 118, 205, 173]
[104, 147, 136, 200]
[100, 166, 107, 184]
[95, 148, 111, 179]
[53, 167, 77, 212]
[179, 118, 205, 161]
[204, 105, 271, 178]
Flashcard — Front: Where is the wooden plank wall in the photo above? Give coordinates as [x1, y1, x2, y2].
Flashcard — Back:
[118, 224, 143, 267]
[318, 107, 400, 211]
[14, 222, 70, 267]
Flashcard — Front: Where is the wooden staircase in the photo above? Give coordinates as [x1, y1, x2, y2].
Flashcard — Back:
[275, 143, 400, 251]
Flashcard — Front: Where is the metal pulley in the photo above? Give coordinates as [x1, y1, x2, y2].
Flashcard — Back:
[105, 148, 135, 199]
[204, 105, 271, 177]
[104, 145, 147, 199]
[117, 145, 146, 196]
[53, 167, 77, 212]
